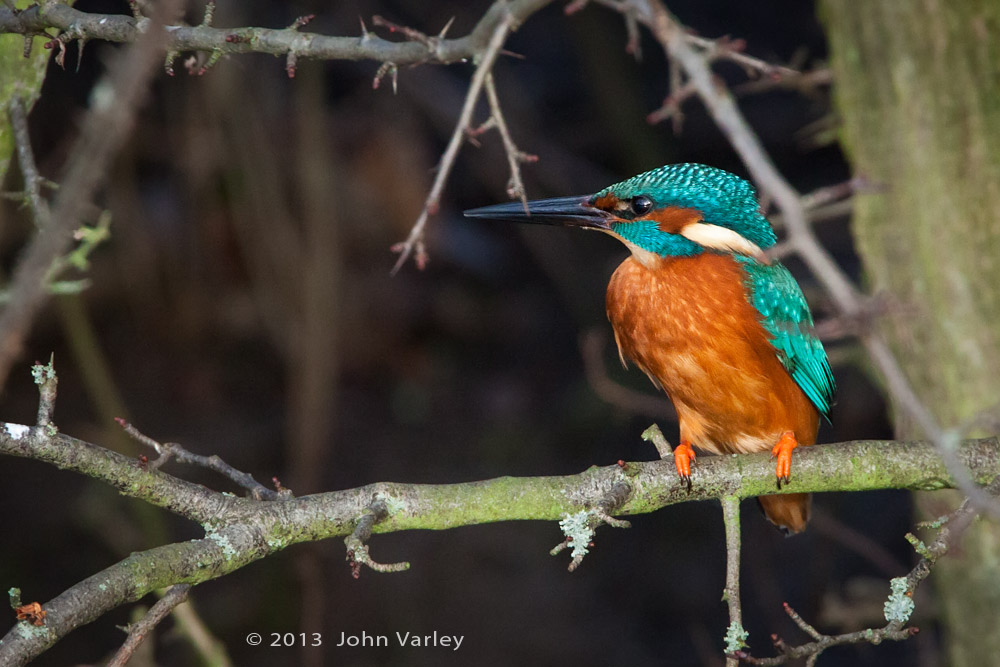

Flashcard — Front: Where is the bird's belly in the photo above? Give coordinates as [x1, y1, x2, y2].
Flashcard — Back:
[606, 255, 818, 454]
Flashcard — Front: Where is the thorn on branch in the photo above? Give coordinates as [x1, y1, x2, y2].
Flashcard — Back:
[74, 38, 87, 73]
[345, 498, 410, 578]
[369, 15, 456, 65]
[286, 52, 297, 78]
[358, 16, 372, 43]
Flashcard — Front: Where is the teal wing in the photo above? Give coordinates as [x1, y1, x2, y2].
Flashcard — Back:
[738, 259, 835, 419]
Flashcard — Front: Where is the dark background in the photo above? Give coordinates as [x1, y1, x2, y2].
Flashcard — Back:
[1, 1, 926, 665]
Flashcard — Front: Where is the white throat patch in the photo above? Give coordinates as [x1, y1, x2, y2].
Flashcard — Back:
[679, 222, 768, 263]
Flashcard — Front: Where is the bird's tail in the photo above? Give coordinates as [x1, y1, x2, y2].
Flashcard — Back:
[757, 493, 811, 535]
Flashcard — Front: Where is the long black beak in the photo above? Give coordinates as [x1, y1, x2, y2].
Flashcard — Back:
[464, 195, 611, 230]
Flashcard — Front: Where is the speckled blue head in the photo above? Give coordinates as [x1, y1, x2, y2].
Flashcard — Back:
[464, 163, 777, 261]
[592, 163, 777, 253]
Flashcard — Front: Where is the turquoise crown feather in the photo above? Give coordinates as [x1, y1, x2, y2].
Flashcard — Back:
[593, 163, 778, 251]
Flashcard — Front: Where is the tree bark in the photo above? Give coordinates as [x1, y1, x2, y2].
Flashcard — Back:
[822, 2, 1000, 664]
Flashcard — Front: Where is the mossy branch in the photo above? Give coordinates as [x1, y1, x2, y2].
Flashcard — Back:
[2, 416, 999, 663]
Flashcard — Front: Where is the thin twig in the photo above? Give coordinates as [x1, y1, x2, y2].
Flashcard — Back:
[107, 584, 192, 667]
[482, 72, 538, 210]
[733, 488, 991, 665]
[115, 418, 281, 500]
[686, 34, 798, 79]
[640, 423, 674, 459]
[732, 67, 832, 97]
[6, 97, 50, 228]
[390, 12, 515, 272]
[345, 498, 410, 577]
[721, 496, 746, 666]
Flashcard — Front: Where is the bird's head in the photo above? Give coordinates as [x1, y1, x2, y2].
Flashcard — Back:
[465, 163, 776, 267]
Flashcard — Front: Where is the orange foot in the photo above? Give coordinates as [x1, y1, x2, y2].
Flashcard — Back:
[674, 441, 696, 491]
[771, 430, 799, 487]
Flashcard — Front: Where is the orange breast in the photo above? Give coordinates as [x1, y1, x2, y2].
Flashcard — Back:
[605, 254, 818, 455]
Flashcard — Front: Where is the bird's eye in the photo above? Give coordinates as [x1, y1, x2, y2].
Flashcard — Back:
[630, 196, 653, 216]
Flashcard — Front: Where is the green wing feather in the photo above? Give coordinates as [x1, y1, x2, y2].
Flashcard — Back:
[738, 258, 835, 418]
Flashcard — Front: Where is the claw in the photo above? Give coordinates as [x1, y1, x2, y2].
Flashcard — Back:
[771, 431, 798, 488]
[674, 441, 696, 491]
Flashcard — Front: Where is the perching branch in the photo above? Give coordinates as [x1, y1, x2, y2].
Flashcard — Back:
[1, 360, 998, 664]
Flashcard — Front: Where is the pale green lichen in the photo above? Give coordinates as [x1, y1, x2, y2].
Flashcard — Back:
[376, 492, 406, 516]
[559, 511, 595, 560]
[30, 361, 55, 385]
[904, 532, 932, 559]
[883, 577, 914, 624]
[15, 622, 45, 639]
[724, 621, 749, 652]
[207, 532, 237, 561]
[266, 534, 290, 550]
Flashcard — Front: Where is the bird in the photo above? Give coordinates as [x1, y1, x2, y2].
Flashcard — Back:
[464, 163, 834, 534]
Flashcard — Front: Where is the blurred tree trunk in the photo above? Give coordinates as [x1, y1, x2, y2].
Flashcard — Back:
[0, 1, 52, 182]
[822, 2, 1000, 665]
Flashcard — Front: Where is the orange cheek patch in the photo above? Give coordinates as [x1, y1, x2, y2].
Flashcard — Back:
[592, 194, 620, 210]
[646, 206, 703, 234]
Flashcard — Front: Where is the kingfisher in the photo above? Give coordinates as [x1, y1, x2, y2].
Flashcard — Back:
[465, 163, 834, 534]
